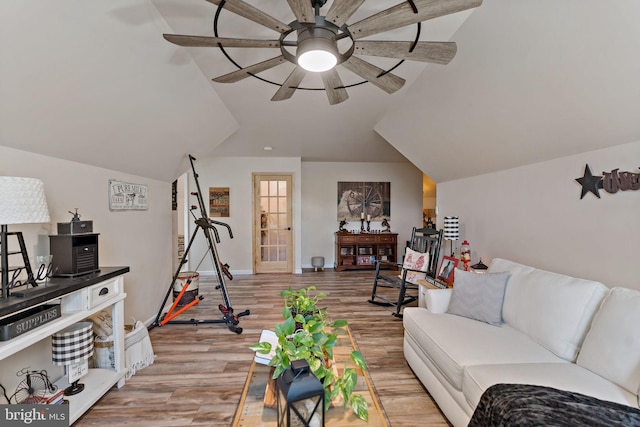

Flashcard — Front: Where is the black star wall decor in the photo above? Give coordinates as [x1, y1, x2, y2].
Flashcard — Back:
[575, 164, 603, 199]
[575, 164, 640, 199]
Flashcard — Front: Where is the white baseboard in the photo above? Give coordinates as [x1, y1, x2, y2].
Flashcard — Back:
[196, 269, 253, 276]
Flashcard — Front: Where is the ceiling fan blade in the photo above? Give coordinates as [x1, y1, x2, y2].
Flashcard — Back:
[349, 0, 482, 40]
[271, 67, 307, 101]
[320, 69, 349, 105]
[341, 56, 405, 94]
[287, 0, 315, 24]
[213, 56, 287, 83]
[207, 0, 291, 33]
[355, 40, 456, 64]
[163, 34, 280, 49]
[325, 0, 366, 28]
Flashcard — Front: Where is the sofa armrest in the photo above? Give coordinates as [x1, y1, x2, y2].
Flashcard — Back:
[425, 288, 453, 313]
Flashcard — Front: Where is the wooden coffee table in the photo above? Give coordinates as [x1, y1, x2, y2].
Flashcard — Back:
[232, 327, 390, 426]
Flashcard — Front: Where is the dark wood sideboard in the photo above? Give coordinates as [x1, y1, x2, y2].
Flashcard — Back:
[334, 232, 398, 271]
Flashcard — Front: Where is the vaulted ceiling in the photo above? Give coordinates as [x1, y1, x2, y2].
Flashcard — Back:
[1, 1, 639, 182]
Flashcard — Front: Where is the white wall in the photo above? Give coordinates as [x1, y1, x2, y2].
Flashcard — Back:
[185, 156, 303, 274]
[176, 158, 423, 274]
[437, 140, 640, 289]
[0, 146, 173, 321]
[301, 161, 424, 269]
[0, 146, 173, 398]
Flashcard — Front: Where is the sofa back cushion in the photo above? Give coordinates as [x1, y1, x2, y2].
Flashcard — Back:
[577, 287, 640, 395]
[488, 258, 608, 361]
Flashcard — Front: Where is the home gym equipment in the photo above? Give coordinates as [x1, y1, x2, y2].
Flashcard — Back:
[152, 155, 249, 334]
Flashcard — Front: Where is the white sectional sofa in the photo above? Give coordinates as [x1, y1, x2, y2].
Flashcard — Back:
[403, 258, 640, 427]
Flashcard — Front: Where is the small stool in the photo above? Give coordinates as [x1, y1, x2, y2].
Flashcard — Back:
[311, 256, 325, 272]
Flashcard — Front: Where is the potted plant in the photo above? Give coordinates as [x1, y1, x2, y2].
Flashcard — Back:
[280, 286, 327, 328]
[251, 286, 369, 421]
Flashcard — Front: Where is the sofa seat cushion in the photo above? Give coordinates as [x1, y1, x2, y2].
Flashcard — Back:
[403, 307, 565, 391]
[488, 258, 608, 361]
[463, 362, 638, 410]
[577, 287, 640, 395]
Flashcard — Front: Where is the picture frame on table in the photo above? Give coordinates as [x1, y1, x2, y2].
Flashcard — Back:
[357, 255, 376, 265]
[437, 256, 459, 285]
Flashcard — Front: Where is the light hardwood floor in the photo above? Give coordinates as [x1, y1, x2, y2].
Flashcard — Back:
[76, 270, 449, 426]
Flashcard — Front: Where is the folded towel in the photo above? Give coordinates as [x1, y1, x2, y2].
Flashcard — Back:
[93, 320, 155, 378]
[124, 320, 155, 378]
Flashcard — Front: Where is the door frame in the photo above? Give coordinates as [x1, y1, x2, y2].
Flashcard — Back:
[252, 173, 294, 274]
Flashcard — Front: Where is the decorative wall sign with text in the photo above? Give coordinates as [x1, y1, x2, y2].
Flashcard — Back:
[172, 180, 177, 211]
[209, 187, 230, 217]
[109, 180, 148, 210]
[575, 164, 640, 199]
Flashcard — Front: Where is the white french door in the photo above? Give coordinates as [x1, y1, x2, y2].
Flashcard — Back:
[252, 174, 293, 274]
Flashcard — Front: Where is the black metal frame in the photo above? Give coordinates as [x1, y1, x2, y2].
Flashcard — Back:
[1, 228, 38, 299]
[369, 227, 443, 317]
[152, 155, 249, 334]
[212, 0, 421, 92]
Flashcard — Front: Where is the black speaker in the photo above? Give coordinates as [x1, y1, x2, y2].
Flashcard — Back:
[49, 233, 100, 277]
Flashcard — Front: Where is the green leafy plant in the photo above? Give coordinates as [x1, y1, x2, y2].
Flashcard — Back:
[250, 286, 369, 422]
[281, 285, 327, 319]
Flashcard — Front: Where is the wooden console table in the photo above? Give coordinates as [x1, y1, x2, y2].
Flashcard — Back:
[334, 232, 398, 271]
[0, 267, 129, 424]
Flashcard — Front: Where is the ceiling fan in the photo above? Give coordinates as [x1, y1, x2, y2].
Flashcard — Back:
[163, 0, 483, 105]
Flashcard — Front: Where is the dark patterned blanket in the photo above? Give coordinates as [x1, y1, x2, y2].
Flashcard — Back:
[468, 383, 640, 427]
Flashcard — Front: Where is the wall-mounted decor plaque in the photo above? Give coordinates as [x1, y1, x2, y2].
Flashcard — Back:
[109, 180, 148, 210]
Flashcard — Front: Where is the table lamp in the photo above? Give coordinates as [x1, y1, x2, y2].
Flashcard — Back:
[0, 177, 51, 298]
[52, 321, 94, 395]
[443, 216, 459, 256]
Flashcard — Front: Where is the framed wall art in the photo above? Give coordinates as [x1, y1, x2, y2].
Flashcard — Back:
[109, 180, 148, 211]
[209, 187, 230, 217]
[337, 181, 390, 221]
[437, 256, 459, 285]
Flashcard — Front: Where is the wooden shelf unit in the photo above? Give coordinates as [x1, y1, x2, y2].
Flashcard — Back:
[0, 268, 129, 425]
[334, 232, 398, 271]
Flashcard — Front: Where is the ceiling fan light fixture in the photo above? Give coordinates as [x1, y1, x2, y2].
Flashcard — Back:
[296, 27, 338, 73]
[298, 49, 337, 72]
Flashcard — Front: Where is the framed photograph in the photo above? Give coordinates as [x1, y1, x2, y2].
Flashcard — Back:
[209, 187, 230, 217]
[337, 181, 391, 221]
[437, 256, 459, 285]
[357, 256, 375, 265]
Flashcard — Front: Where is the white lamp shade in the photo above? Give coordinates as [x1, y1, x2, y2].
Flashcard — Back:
[0, 177, 51, 224]
[52, 321, 94, 366]
[443, 216, 459, 241]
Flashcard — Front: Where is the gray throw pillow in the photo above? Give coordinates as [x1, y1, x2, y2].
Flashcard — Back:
[447, 270, 511, 326]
